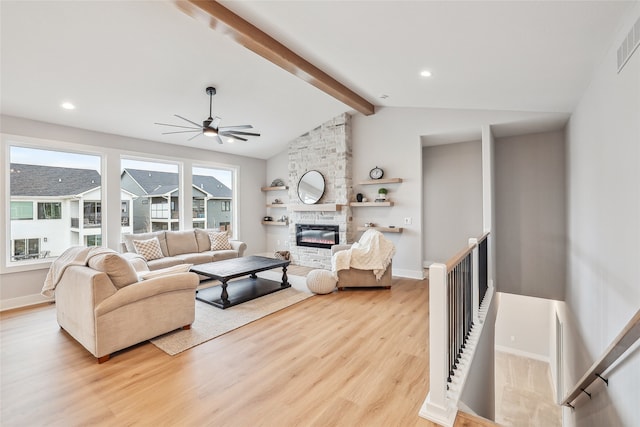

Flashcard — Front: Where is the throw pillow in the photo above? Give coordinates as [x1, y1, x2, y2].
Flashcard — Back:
[208, 231, 232, 251]
[132, 237, 164, 261]
[138, 264, 193, 280]
[88, 251, 139, 289]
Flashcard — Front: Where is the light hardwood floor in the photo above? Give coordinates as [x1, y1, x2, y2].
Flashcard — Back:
[495, 352, 561, 427]
[1, 266, 496, 427]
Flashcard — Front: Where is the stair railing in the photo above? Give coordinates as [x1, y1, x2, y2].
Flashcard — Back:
[561, 308, 640, 409]
[420, 232, 491, 427]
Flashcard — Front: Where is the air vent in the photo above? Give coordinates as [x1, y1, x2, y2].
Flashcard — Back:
[617, 16, 640, 72]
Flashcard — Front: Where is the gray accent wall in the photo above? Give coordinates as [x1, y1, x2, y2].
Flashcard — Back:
[422, 140, 483, 264]
[494, 130, 566, 300]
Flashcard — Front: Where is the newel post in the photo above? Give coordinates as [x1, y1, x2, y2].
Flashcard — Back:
[419, 263, 457, 426]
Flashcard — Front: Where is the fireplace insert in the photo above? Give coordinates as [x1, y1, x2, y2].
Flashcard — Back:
[296, 224, 339, 249]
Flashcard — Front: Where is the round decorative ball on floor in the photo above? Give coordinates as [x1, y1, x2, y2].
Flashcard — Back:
[306, 269, 337, 294]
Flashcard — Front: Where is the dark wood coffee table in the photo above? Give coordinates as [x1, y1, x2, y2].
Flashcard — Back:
[191, 255, 291, 309]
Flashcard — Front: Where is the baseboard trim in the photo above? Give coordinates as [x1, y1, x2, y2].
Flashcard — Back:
[1, 293, 53, 312]
[392, 268, 425, 280]
[495, 345, 550, 363]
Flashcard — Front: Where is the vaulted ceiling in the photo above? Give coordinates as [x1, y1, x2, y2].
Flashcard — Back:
[1, 1, 635, 159]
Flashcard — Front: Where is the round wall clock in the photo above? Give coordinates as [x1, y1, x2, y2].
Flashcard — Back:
[369, 166, 384, 180]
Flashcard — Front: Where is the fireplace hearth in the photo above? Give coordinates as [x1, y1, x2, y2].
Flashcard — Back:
[296, 224, 339, 249]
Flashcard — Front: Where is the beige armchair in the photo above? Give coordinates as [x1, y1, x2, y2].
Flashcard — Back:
[331, 244, 393, 290]
[54, 251, 198, 363]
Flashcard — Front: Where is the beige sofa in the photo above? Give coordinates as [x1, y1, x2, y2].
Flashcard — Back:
[54, 251, 199, 363]
[121, 229, 246, 271]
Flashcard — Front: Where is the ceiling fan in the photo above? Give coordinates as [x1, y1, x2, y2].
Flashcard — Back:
[155, 87, 260, 144]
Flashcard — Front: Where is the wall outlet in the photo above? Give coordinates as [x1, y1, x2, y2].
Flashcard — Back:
[404, 217, 412, 225]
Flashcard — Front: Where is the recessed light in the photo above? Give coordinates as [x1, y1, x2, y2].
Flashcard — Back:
[61, 102, 76, 110]
[420, 70, 432, 78]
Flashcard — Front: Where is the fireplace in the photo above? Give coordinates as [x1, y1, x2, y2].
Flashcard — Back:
[296, 224, 339, 249]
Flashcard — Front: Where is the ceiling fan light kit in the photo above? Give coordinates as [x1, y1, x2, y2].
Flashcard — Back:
[155, 86, 260, 144]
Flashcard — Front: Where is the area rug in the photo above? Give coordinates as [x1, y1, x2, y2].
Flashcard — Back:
[150, 271, 312, 355]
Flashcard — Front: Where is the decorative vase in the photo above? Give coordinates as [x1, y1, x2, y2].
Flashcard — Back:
[356, 193, 364, 202]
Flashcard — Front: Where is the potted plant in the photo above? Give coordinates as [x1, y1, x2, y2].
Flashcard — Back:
[377, 188, 388, 201]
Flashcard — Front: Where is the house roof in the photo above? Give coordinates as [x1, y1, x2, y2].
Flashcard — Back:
[123, 168, 231, 198]
[10, 163, 101, 197]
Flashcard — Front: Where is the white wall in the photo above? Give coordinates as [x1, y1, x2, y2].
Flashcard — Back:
[563, 5, 640, 426]
[1, 115, 267, 310]
[264, 149, 290, 253]
[495, 292, 553, 361]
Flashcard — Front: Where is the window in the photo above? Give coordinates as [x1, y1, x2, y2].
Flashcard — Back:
[9, 146, 101, 264]
[151, 200, 169, 218]
[84, 202, 101, 227]
[193, 199, 205, 218]
[38, 202, 62, 219]
[121, 201, 130, 226]
[10, 201, 33, 220]
[193, 165, 234, 232]
[85, 235, 102, 247]
[12, 238, 40, 260]
[121, 158, 179, 233]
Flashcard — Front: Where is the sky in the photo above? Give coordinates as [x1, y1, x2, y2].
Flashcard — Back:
[9, 146, 233, 188]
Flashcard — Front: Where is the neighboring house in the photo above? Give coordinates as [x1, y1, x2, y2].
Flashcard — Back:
[121, 168, 232, 233]
[9, 163, 134, 260]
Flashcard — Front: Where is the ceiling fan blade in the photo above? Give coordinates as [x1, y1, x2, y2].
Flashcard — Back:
[219, 124, 253, 130]
[211, 116, 222, 129]
[214, 135, 224, 144]
[219, 133, 248, 141]
[187, 132, 203, 141]
[174, 114, 203, 128]
[161, 130, 202, 135]
[154, 122, 200, 130]
[220, 130, 261, 137]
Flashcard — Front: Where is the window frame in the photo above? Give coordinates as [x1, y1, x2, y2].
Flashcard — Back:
[37, 202, 62, 220]
[10, 201, 33, 220]
[2, 136, 105, 273]
[192, 164, 237, 235]
[2, 137, 241, 275]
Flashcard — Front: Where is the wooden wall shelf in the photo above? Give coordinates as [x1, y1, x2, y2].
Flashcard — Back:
[262, 220, 288, 226]
[357, 226, 402, 233]
[349, 201, 394, 207]
[289, 203, 343, 212]
[261, 185, 288, 191]
[357, 178, 403, 185]
[266, 204, 288, 208]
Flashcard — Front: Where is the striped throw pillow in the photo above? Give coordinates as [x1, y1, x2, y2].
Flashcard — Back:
[132, 237, 164, 261]
[208, 231, 232, 251]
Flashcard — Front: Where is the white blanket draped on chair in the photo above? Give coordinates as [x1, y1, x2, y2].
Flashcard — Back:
[41, 246, 113, 297]
[331, 229, 396, 280]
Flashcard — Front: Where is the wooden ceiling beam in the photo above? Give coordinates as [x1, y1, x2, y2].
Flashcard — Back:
[177, 0, 376, 116]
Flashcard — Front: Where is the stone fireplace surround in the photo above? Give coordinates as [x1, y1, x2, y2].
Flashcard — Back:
[287, 113, 354, 269]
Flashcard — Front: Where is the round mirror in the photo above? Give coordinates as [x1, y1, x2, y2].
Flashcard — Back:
[297, 170, 325, 204]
